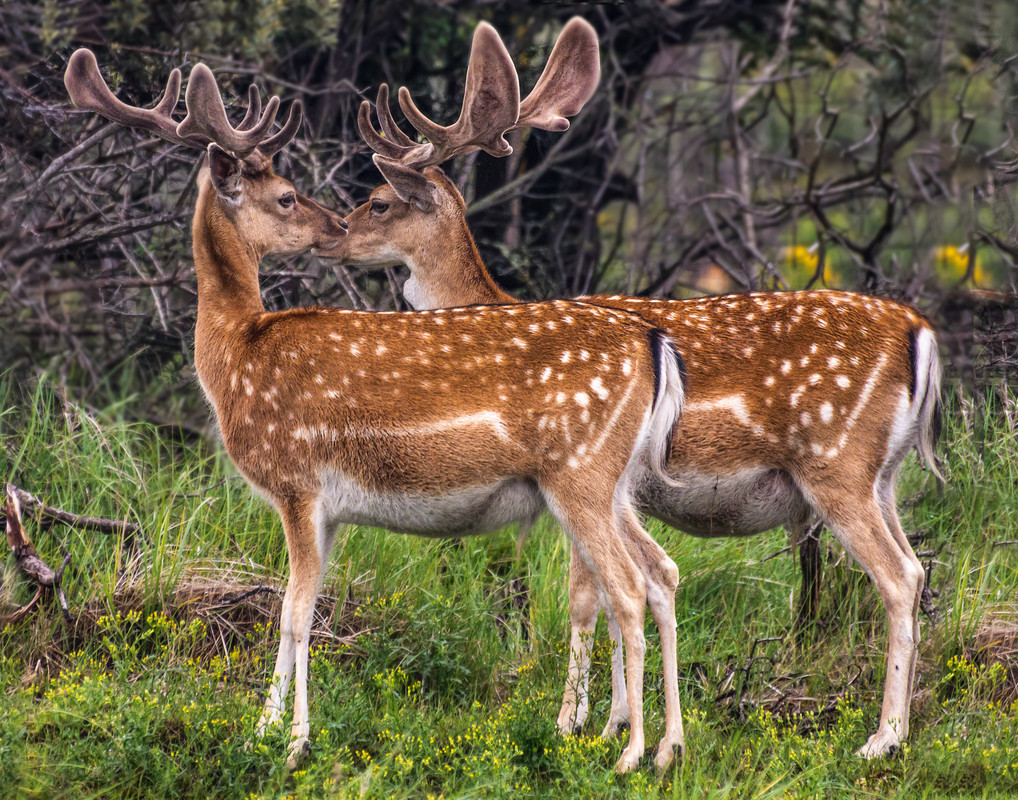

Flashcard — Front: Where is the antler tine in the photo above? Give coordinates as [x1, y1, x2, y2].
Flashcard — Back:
[64, 48, 206, 149]
[359, 18, 599, 179]
[210, 76, 303, 156]
[257, 99, 304, 157]
[375, 84, 416, 149]
[357, 85, 431, 164]
[396, 21, 521, 169]
[358, 98, 404, 160]
[516, 17, 600, 132]
[176, 63, 281, 157]
[236, 84, 263, 131]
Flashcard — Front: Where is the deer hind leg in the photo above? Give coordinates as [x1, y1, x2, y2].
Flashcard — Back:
[513, 512, 540, 648]
[514, 510, 540, 561]
[549, 494, 650, 773]
[261, 498, 336, 769]
[616, 504, 684, 771]
[875, 472, 924, 738]
[793, 519, 823, 632]
[555, 506, 683, 764]
[555, 544, 632, 738]
[811, 482, 922, 758]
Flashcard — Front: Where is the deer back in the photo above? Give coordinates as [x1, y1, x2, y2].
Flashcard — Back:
[586, 291, 935, 477]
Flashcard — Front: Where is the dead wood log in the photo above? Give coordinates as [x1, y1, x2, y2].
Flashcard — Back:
[4, 484, 72, 623]
[5, 484, 140, 540]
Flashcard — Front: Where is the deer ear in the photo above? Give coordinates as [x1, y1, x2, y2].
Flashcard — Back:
[373, 154, 439, 212]
[207, 143, 243, 202]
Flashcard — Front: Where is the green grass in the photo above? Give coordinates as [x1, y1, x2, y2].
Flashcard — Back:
[2, 375, 1018, 799]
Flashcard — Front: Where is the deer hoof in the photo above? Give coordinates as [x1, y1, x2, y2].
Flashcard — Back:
[287, 737, 311, 770]
[556, 709, 585, 737]
[856, 729, 900, 759]
[614, 744, 643, 773]
[654, 740, 684, 772]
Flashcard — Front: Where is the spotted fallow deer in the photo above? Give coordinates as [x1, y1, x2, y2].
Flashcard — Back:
[326, 17, 944, 759]
[65, 49, 689, 773]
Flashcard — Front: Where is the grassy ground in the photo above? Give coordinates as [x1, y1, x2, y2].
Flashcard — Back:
[2, 375, 1018, 799]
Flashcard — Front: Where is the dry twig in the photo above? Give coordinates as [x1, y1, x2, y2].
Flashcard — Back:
[5, 484, 140, 539]
[4, 484, 73, 624]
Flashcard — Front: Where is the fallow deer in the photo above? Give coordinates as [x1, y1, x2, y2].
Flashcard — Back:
[65, 48, 689, 773]
[328, 17, 944, 759]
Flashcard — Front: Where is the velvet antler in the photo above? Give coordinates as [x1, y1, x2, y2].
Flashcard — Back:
[65, 49, 303, 158]
[358, 17, 600, 173]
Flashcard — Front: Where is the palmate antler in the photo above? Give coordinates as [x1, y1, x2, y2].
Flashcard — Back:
[64, 49, 302, 158]
[357, 17, 600, 187]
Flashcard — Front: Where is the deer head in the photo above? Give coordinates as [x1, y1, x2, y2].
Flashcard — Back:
[64, 49, 347, 261]
[323, 17, 598, 290]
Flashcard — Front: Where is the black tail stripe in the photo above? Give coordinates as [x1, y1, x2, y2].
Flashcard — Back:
[907, 328, 918, 401]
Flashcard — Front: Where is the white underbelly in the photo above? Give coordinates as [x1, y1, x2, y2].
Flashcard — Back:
[638, 466, 809, 537]
[318, 470, 544, 537]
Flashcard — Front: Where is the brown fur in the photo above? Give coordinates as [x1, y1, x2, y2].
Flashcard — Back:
[332, 173, 935, 488]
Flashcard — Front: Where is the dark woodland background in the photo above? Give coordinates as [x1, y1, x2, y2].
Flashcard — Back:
[2, 0, 1017, 431]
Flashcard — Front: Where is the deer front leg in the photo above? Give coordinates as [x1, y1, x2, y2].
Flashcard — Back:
[557, 543, 599, 735]
[255, 575, 297, 737]
[600, 610, 631, 738]
[266, 499, 335, 770]
[609, 574, 648, 773]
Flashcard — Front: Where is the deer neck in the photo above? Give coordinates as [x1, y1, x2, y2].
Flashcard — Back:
[403, 215, 517, 309]
[192, 187, 266, 319]
[191, 185, 266, 396]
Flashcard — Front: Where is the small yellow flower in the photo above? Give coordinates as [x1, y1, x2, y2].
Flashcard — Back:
[780, 244, 835, 286]
[934, 244, 985, 285]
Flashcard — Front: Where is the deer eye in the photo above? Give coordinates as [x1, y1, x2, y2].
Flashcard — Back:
[370, 199, 389, 215]
[278, 192, 296, 209]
